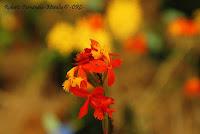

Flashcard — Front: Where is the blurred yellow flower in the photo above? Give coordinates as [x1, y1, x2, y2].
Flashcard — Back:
[46, 22, 75, 55]
[74, 14, 112, 51]
[106, 0, 142, 40]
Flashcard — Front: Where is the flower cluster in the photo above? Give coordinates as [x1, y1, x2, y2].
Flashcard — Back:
[63, 39, 121, 120]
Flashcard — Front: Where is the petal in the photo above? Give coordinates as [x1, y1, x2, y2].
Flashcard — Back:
[93, 109, 104, 120]
[83, 60, 107, 73]
[111, 59, 122, 68]
[62, 80, 70, 92]
[107, 108, 115, 118]
[77, 66, 87, 78]
[67, 67, 77, 78]
[108, 69, 115, 86]
[70, 87, 89, 98]
[78, 99, 90, 119]
[102, 97, 115, 106]
[70, 77, 84, 87]
[80, 80, 88, 89]
[92, 87, 104, 96]
[90, 39, 99, 50]
[91, 50, 102, 59]
[75, 49, 92, 65]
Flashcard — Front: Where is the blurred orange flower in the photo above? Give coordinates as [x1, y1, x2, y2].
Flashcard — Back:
[168, 18, 199, 36]
[87, 14, 104, 31]
[124, 34, 148, 54]
[184, 77, 200, 97]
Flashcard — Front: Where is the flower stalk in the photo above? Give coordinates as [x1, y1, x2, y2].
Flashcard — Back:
[102, 115, 109, 134]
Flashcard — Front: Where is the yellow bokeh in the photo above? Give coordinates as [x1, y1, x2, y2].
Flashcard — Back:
[74, 17, 112, 52]
[106, 0, 142, 40]
[46, 22, 75, 55]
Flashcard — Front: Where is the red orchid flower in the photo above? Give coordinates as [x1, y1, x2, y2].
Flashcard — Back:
[70, 87, 114, 120]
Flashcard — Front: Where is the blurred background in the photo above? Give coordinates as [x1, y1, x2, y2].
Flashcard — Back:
[0, 0, 200, 134]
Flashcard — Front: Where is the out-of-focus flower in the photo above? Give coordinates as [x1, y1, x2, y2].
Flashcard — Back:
[184, 77, 200, 97]
[106, 0, 142, 40]
[124, 32, 163, 54]
[75, 14, 112, 51]
[124, 33, 148, 54]
[87, 14, 104, 30]
[46, 22, 75, 55]
[167, 17, 199, 37]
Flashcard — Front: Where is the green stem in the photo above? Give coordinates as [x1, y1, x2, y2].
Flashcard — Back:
[102, 115, 109, 134]
[98, 73, 112, 134]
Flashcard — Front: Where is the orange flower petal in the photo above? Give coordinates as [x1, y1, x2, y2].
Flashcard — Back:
[70, 87, 89, 98]
[108, 69, 115, 86]
[111, 59, 122, 68]
[94, 109, 104, 120]
[91, 87, 104, 96]
[83, 60, 107, 73]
